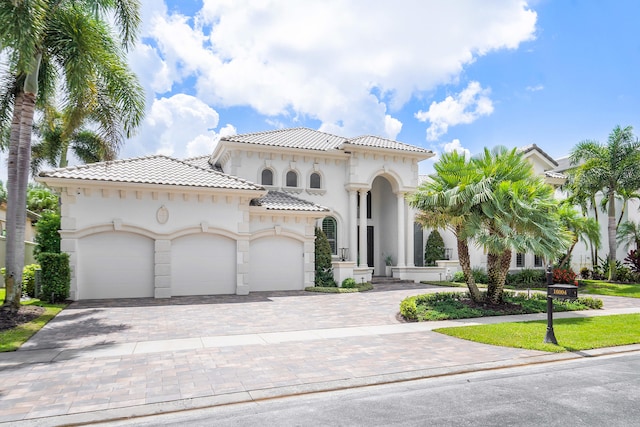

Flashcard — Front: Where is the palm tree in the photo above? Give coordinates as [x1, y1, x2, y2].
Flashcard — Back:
[0, 0, 144, 310]
[31, 107, 119, 175]
[470, 147, 571, 303]
[568, 125, 640, 281]
[408, 150, 484, 302]
[617, 220, 640, 251]
[556, 202, 601, 268]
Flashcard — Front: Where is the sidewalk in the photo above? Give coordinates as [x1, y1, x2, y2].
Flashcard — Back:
[1, 286, 639, 426]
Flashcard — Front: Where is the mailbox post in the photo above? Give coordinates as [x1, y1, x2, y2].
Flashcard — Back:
[544, 265, 557, 344]
[544, 265, 579, 344]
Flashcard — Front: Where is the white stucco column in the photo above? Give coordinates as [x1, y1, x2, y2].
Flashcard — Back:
[359, 189, 368, 267]
[349, 190, 357, 262]
[396, 192, 406, 267]
[406, 205, 415, 267]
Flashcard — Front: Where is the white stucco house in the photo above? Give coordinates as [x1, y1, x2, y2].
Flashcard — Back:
[37, 128, 636, 300]
[37, 128, 435, 300]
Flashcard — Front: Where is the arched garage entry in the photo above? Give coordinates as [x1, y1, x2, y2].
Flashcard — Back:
[77, 232, 154, 299]
[249, 236, 304, 291]
[171, 234, 236, 296]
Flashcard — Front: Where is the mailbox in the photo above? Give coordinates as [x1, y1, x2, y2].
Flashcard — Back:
[547, 284, 578, 300]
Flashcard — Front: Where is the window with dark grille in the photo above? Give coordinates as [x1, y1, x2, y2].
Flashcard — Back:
[322, 217, 337, 255]
[534, 254, 543, 267]
[310, 172, 321, 189]
[286, 170, 298, 187]
[261, 169, 273, 186]
[516, 252, 525, 268]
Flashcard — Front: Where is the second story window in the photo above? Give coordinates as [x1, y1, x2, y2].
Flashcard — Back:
[286, 170, 298, 187]
[310, 172, 321, 189]
[261, 169, 274, 186]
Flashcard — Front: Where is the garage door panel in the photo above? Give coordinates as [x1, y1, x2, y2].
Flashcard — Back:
[78, 232, 154, 299]
[171, 234, 236, 296]
[249, 237, 303, 291]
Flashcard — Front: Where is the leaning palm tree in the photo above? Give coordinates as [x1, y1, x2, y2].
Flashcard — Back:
[556, 202, 601, 269]
[0, 0, 144, 311]
[617, 220, 640, 251]
[568, 125, 640, 281]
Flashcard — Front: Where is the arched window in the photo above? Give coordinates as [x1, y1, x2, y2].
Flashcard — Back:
[322, 217, 337, 255]
[261, 169, 274, 186]
[286, 170, 298, 187]
[310, 172, 321, 189]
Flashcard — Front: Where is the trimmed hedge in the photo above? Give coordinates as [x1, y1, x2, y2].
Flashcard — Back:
[305, 282, 373, 293]
[39, 252, 70, 303]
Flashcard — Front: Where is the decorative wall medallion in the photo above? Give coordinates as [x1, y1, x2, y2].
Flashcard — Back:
[157, 205, 169, 224]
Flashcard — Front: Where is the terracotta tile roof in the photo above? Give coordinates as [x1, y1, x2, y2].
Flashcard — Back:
[38, 155, 263, 191]
[251, 191, 329, 212]
[182, 155, 223, 172]
[345, 135, 432, 154]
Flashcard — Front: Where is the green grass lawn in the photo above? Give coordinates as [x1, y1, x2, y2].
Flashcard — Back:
[578, 280, 640, 298]
[435, 313, 640, 353]
[0, 288, 67, 352]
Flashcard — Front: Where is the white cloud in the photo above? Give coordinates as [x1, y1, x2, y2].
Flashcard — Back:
[131, 0, 536, 142]
[128, 94, 221, 158]
[526, 84, 544, 92]
[415, 81, 494, 141]
[443, 139, 471, 159]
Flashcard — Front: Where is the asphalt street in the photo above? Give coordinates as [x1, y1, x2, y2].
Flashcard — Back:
[93, 351, 640, 427]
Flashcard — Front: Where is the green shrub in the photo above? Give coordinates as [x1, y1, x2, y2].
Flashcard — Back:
[400, 296, 418, 320]
[424, 230, 445, 266]
[314, 227, 336, 287]
[471, 267, 488, 284]
[577, 296, 604, 309]
[39, 252, 70, 303]
[507, 268, 546, 288]
[452, 271, 465, 282]
[1, 264, 41, 298]
[305, 282, 372, 293]
[34, 211, 61, 260]
[22, 264, 40, 298]
[342, 277, 357, 288]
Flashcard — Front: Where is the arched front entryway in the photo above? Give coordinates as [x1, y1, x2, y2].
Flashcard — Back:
[368, 176, 398, 276]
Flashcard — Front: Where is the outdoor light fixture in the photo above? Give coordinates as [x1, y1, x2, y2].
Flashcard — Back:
[339, 248, 349, 261]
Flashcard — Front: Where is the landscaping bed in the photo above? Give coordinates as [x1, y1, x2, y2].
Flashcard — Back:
[400, 291, 603, 322]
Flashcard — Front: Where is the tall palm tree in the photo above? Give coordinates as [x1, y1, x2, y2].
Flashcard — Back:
[0, 0, 144, 310]
[408, 150, 484, 302]
[568, 125, 640, 281]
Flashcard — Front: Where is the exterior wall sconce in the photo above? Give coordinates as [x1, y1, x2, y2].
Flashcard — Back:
[339, 248, 349, 261]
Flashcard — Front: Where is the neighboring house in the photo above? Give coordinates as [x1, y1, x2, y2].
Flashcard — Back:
[0, 203, 40, 268]
[37, 128, 434, 300]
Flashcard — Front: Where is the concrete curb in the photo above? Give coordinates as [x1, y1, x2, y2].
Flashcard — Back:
[5, 344, 640, 427]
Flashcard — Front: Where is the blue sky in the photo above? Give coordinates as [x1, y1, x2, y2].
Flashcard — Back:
[14, 0, 640, 178]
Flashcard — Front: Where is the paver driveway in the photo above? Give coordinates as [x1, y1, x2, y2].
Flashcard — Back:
[20, 282, 441, 351]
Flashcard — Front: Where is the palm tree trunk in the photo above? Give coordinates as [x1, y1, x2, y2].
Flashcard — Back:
[456, 236, 482, 302]
[3, 92, 23, 311]
[487, 250, 512, 304]
[558, 239, 578, 269]
[608, 192, 617, 281]
[592, 199, 599, 263]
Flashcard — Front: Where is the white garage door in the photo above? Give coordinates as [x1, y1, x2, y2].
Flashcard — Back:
[78, 232, 154, 299]
[171, 234, 236, 296]
[249, 236, 304, 291]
